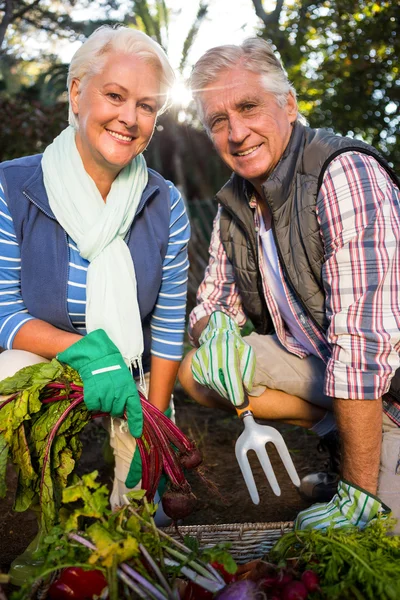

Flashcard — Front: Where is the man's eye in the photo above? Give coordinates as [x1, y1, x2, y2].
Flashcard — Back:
[210, 117, 225, 130]
[243, 104, 256, 111]
[107, 93, 122, 101]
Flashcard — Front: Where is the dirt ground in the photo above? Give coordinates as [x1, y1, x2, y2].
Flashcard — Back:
[0, 385, 329, 575]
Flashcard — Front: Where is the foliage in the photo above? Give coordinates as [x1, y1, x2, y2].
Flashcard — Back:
[0, 94, 68, 162]
[0, 0, 120, 57]
[0, 360, 89, 533]
[251, 0, 400, 168]
[269, 518, 400, 599]
[11, 471, 233, 600]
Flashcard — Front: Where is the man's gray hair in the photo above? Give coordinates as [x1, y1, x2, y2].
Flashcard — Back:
[67, 25, 175, 128]
[189, 37, 305, 126]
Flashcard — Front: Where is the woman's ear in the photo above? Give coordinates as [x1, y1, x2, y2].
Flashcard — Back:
[69, 79, 80, 116]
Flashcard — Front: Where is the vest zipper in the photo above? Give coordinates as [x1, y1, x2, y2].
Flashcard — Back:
[221, 203, 271, 331]
[22, 190, 77, 332]
[263, 190, 325, 336]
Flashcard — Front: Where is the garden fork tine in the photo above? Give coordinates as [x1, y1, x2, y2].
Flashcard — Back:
[235, 410, 300, 504]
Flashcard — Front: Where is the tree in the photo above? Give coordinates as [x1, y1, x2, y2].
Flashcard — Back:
[0, 0, 124, 56]
[251, 0, 400, 168]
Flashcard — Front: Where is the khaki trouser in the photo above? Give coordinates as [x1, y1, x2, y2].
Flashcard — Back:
[246, 334, 400, 533]
[0, 350, 173, 526]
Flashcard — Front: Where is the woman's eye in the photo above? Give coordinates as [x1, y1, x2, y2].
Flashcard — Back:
[107, 93, 122, 101]
[140, 103, 155, 113]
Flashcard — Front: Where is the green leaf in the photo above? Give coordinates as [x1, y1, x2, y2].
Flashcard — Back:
[87, 521, 140, 568]
[0, 433, 8, 498]
[0, 360, 63, 395]
[63, 472, 111, 531]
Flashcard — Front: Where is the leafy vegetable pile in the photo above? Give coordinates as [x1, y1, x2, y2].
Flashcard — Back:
[0, 360, 89, 533]
[268, 518, 400, 599]
[0, 360, 202, 533]
[10, 471, 235, 600]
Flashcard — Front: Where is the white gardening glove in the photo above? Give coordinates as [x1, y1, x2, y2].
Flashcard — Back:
[295, 479, 391, 531]
[191, 311, 256, 407]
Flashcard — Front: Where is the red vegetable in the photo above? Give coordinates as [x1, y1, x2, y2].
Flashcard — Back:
[48, 567, 107, 600]
[281, 580, 308, 600]
[161, 485, 197, 520]
[48, 581, 76, 600]
[183, 581, 214, 600]
[301, 569, 320, 592]
[211, 561, 237, 584]
[179, 447, 203, 469]
[276, 569, 293, 588]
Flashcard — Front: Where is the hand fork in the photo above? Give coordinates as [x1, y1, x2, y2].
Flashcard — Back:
[235, 409, 300, 504]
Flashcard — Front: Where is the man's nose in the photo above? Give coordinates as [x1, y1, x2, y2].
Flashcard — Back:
[228, 115, 249, 143]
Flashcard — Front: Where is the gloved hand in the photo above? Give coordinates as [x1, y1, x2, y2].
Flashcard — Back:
[191, 311, 256, 407]
[58, 329, 142, 438]
[125, 406, 173, 489]
[294, 479, 390, 531]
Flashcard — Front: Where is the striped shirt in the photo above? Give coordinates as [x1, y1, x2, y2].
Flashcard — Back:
[0, 180, 190, 361]
[189, 152, 400, 411]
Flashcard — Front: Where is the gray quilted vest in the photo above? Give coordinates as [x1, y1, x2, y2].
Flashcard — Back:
[218, 122, 400, 399]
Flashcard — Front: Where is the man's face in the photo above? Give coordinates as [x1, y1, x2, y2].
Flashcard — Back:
[199, 68, 297, 192]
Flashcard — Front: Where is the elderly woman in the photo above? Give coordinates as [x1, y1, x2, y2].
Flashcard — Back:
[0, 25, 189, 582]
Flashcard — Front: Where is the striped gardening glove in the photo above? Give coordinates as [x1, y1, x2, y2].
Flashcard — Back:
[295, 479, 391, 531]
[191, 311, 256, 407]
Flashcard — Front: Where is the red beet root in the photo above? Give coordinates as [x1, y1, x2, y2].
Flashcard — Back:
[161, 486, 197, 520]
[301, 570, 320, 592]
[276, 569, 293, 587]
[179, 447, 203, 469]
[281, 580, 308, 600]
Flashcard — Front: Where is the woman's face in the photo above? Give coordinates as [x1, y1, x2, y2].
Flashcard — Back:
[70, 53, 161, 183]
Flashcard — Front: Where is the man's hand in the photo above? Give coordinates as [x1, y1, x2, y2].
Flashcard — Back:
[191, 311, 256, 407]
[295, 479, 390, 531]
[58, 329, 143, 438]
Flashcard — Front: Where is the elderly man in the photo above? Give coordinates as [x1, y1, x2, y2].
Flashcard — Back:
[178, 38, 400, 531]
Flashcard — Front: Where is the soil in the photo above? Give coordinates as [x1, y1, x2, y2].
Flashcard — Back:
[0, 385, 330, 582]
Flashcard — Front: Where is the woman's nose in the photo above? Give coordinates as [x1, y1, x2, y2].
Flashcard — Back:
[118, 103, 138, 128]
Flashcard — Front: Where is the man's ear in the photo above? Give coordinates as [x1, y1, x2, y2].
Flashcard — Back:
[69, 79, 80, 116]
[286, 91, 298, 123]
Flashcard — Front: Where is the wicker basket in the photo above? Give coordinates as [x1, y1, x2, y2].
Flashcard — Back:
[161, 521, 294, 564]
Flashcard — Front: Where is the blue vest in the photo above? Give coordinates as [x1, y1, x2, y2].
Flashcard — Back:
[0, 154, 171, 372]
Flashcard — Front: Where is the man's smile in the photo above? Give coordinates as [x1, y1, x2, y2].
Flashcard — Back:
[234, 144, 262, 157]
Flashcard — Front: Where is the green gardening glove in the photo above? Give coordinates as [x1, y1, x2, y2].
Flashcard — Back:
[191, 311, 256, 407]
[125, 406, 173, 489]
[294, 479, 391, 531]
[58, 329, 143, 438]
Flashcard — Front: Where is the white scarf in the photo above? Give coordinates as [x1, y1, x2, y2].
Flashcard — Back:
[42, 126, 148, 376]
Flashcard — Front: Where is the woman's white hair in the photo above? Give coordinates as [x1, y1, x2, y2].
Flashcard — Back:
[189, 37, 306, 126]
[67, 25, 175, 128]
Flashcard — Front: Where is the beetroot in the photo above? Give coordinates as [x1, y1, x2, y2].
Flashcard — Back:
[281, 580, 308, 600]
[215, 580, 259, 599]
[179, 447, 203, 469]
[161, 486, 197, 520]
[301, 570, 320, 592]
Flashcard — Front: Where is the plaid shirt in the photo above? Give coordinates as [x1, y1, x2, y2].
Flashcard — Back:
[189, 152, 400, 423]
